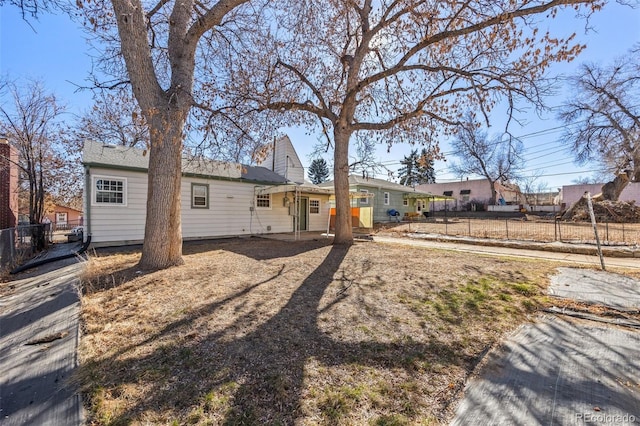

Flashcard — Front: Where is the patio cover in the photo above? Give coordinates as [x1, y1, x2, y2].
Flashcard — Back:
[255, 184, 334, 196]
[402, 192, 456, 201]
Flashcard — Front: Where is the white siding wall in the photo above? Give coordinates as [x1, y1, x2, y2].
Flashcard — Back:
[87, 168, 148, 245]
[181, 178, 294, 238]
[307, 196, 331, 231]
[262, 136, 305, 184]
[88, 168, 330, 246]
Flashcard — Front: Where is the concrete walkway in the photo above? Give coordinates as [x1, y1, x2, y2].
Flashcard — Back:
[0, 245, 85, 425]
[372, 235, 640, 270]
[450, 267, 640, 425]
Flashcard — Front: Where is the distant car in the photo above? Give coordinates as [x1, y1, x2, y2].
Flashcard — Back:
[70, 226, 84, 234]
[66, 226, 84, 243]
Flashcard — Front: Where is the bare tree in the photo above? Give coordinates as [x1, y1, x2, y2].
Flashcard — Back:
[450, 114, 524, 205]
[71, 0, 258, 270]
[0, 79, 67, 248]
[559, 49, 640, 201]
[517, 171, 550, 208]
[228, 0, 601, 244]
[74, 89, 149, 149]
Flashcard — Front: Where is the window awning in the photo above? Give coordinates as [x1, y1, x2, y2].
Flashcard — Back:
[460, 189, 471, 195]
[443, 191, 453, 196]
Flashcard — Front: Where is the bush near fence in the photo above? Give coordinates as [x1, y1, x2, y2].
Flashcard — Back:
[387, 217, 640, 246]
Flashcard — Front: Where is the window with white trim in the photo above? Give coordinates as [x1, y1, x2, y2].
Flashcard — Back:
[94, 176, 126, 205]
[310, 199, 320, 214]
[360, 189, 369, 204]
[403, 199, 409, 206]
[384, 192, 390, 205]
[191, 183, 209, 208]
[56, 212, 68, 224]
[256, 193, 271, 209]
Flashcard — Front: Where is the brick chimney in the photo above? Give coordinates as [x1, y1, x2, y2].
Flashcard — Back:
[0, 136, 19, 229]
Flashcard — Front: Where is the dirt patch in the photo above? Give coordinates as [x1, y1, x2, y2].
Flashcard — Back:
[77, 237, 564, 425]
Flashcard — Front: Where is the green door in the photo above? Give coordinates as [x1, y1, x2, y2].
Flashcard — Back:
[297, 197, 308, 231]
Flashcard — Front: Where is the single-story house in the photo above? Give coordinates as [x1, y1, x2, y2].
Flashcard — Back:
[44, 204, 83, 230]
[82, 136, 333, 247]
[561, 182, 640, 209]
[417, 178, 522, 211]
[319, 175, 452, 222]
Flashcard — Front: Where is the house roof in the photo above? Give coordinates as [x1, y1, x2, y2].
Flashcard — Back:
[83, 140, 288, 184]
[319, 175, 446, 197]
[49, 204, 83, 213]
[241, 165, 288, 184]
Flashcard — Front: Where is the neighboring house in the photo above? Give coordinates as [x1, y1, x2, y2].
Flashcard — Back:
[319, 174, 449, 223]
[561, 182, 640, 209]
[44, 205, 83, 230]
[0, 137, 19, 230]
[418, 178, 521, 211]
[262, 135, 305, 184]
[82, 137, 333, 247]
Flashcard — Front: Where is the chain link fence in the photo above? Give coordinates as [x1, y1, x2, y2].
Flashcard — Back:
[396, 217, 640, 246]
[0, 224, 50, 271]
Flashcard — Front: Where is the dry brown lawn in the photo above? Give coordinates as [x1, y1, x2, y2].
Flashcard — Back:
[78, 237, 563, 425]
[375, 219, 640, 245]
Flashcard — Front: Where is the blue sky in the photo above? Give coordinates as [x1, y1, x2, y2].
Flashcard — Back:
[2, 3, 639, 189]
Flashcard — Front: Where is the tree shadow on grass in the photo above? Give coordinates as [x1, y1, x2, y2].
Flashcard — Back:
[77, 242, 476, 424]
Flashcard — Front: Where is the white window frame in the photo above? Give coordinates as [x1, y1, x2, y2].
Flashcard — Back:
[403, 199, 409, 206]
[191, 183, 209, 209]
[309, 199, 320, 214]
[56, 212, 68, 224]
[256, 193, 271, 209]
[92, 175, 127, 206]
[384, 192, 390, 205]
[360, 189, 369, 204]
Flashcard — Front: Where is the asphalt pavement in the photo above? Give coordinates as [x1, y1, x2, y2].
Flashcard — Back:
[0, 244, 85, 425]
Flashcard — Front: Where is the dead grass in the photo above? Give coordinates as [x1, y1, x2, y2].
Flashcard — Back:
[77, 237, 562, 425]
[375, 219, 640, 245]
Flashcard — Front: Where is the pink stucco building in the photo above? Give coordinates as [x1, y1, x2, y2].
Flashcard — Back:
[417, 178, 521, 211]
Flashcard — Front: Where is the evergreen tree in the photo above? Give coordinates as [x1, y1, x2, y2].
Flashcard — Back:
[308, 158, 330, 184]
[398, 149, 435, 186]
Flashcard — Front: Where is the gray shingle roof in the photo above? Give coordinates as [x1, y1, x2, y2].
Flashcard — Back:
[82, 140, 287, 183]
[319, 175, 437, 195]
[241, 165, 288, 183]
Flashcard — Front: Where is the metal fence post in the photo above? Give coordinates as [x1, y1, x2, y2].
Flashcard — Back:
[505, 219, 509, 239]
[468, 217, 471, 236]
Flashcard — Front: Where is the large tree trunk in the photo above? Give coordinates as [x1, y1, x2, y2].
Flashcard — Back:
[138, 110, 186, 270]
[560, 173, 631, 221]
[600, 172, 630, 201]
[488, 179, 497, 205]
[333, 126, 353, 245]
